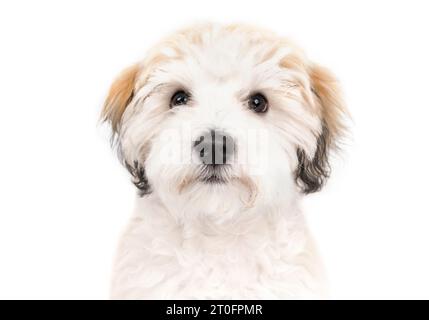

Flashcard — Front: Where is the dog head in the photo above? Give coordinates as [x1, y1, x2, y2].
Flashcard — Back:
[102, 24, 347, 222]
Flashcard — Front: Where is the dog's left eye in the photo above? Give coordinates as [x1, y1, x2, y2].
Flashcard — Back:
[248, 93, 268, 113]
[170, 90, 190, 108]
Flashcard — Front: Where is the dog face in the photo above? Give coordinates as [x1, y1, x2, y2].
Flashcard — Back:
[102, 24, 346, 222]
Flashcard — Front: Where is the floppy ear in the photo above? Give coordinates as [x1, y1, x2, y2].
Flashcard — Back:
[295, 64, 346, 194]
[101, 64, 152, 196]
[101, 64, 140, 134]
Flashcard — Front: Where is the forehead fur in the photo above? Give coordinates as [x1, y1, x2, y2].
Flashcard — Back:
[141, 24, 305, 82]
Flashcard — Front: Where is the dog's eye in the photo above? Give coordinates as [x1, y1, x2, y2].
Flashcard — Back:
[170, 90, 190, 108]
[248, 93, 268, 113]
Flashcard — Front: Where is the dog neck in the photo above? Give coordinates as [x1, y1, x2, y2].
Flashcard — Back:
[131, 192, 306, 254]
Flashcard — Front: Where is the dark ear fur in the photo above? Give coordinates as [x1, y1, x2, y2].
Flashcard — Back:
[295, 124, 331, 194]
[124, 160, 152, 197]
[295, 63, 346, 194]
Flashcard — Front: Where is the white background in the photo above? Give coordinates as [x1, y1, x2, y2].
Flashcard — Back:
[1, 0, 428, 299]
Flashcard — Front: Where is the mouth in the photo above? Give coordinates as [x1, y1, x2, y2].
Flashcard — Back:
[197, 164, 231, 184]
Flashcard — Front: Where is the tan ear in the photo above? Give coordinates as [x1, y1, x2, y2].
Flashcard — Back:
[309, 63, 346, 142]
[295, 64, 347, 194]
[101, 64, 140, 134]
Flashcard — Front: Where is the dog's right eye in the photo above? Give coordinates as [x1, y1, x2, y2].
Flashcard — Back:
[170, 90, 190, 108]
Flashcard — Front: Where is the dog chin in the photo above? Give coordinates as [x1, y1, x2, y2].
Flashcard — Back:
[178, 166, 254, 196]
[196, 165, 231, 184]
[152, 170, 259, 223]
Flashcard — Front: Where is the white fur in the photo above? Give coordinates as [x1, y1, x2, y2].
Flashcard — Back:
[109, 24, 331, 299]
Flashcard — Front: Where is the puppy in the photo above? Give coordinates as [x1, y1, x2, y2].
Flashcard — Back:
[102, 24, 347, 299]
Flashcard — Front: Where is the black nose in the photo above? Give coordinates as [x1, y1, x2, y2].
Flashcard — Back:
[193, 129, 235, 165]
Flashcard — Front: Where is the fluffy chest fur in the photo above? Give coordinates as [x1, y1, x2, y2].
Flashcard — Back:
[111, 196, 326, 299]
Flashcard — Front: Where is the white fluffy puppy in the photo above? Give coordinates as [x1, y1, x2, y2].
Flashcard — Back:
[102, 24, 347, 299]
